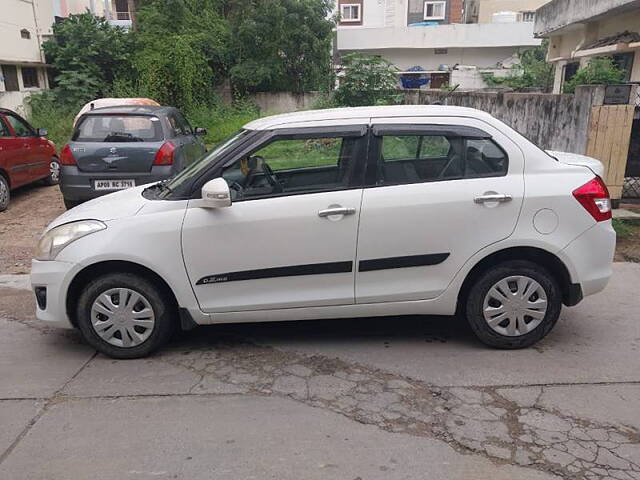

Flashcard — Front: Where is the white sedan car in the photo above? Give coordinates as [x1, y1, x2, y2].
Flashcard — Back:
[31, 106, 615, 358]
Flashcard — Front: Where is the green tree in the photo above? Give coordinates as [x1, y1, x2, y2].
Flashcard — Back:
[482, 41, 554, 92]
[228, 0, 335, 93]
[131, 0, 230, 109]
[43, 13, 134, 105]
[563, 57, 626, 94]
[334, 53, 400, 107]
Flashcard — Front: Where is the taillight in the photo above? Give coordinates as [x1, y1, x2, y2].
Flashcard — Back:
[572, 176, 612, 222]
[59, 144, 76, 166]
[154, 142, 175, 166]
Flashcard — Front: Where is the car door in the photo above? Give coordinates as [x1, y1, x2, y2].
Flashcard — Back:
[355, 116, 524, 304]
[175, 111, 205, 166]
[4, 113, 47, 183]
[181, 125, 368, 313]
[0, 114, 20, 185]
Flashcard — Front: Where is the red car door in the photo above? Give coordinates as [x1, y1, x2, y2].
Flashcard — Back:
[0, 113, 30, 188]
[4, 112, 47, 183]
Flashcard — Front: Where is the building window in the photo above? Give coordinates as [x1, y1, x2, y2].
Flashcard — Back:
[340, 3, 361, 22]
[21, 67, 40, 88]
[521, 11, 535, 22]
[434, 48, 448, 55]
[20, 29, 31, 39]
[424, 1, 446, 20]
[1, 65, 20, 91]
[114, 0, 131, 20]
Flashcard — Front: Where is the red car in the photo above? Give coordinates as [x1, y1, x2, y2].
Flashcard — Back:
[0, 108, 59, 211]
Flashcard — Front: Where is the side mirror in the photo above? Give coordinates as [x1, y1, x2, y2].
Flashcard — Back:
[37, 128, 48, 137]
[201, 178, 231, 208]
[194, 127, 207, 137]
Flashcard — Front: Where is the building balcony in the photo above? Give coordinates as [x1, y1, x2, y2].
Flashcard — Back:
[336, 22, 540, 51]
[534, 0, 640, 37]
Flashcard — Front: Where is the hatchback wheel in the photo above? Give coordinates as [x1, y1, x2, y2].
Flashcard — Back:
[465, 260, 561, 349]
[43, 158, 60, 186]
[0, 175, 9, 212]
[76, 273, 175, 358]
[63, 198, 81, 210]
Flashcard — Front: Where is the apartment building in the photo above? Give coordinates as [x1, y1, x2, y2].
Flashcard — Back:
[53, 0, 135, 29]
[0, 0, 52, 113]
[534, 0, 640, 94]
[336, 0, 545, 89]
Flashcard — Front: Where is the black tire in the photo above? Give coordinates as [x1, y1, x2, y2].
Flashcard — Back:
[76, 272, 176, 359]
[0, 175, 9, 212]
[465, 260, 562, 349]
[63, 198, 81, 210]
[43, 158, 60, 186]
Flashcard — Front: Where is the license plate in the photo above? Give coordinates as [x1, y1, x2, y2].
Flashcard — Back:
[93, 179, 135, 191]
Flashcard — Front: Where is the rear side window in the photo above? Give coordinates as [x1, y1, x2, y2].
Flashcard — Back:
[376, 131, 508, 185]
[73, 115, 163, 142]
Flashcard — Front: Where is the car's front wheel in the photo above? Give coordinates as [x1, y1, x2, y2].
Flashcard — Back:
[0, 175, 9, 212]
[465, 260, 562, 349]
[76, 272, 176, 358]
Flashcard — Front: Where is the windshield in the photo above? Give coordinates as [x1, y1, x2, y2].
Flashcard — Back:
[155, 129, 251, 199]
[73, 114, 163, 142]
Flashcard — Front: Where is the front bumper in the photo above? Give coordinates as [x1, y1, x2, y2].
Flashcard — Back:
[30, 259, 79, 329]
[59, 165, 174, 202]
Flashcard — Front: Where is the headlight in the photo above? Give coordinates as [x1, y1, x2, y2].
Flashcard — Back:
[35, 220, 106, 261]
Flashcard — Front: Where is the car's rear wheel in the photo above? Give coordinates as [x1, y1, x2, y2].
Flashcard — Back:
[63, 198, 81, 210]
[465, 260, 562, 349]
[0, 175, 9, 212]
[43, 158, 60, 186]
[76, 272, 176, 358]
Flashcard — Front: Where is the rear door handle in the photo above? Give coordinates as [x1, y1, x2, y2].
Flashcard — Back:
[474, 193, 512, 204]
[318, 207, 356, 218]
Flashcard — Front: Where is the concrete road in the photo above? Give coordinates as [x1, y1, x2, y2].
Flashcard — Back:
[0, 264, 639, 480]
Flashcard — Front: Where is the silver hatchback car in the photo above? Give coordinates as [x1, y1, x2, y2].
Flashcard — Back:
[59, 105, 206, 209]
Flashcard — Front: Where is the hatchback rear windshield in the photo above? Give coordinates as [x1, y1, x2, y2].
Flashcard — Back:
[73, 114, 163, 142]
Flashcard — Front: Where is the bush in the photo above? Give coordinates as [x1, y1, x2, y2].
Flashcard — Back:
[334, 53, 401, 107]
[27, 92, 78, 149]
[564, 57, 626, 94]
[481, 41, 554, 92]
[186, 100, 261, 146]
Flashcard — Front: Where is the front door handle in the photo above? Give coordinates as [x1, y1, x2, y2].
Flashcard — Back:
[318, 207, 356, 218]
[474, 193, 512, 204]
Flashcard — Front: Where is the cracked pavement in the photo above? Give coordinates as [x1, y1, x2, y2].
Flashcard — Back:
[0, 263, 639, 479]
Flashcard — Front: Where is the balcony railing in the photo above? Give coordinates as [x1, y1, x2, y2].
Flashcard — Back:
[115, 11, 130, 20]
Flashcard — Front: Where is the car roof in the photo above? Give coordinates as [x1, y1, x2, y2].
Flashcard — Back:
[243, 105, 494, 130]
[83, 105, 175, 115]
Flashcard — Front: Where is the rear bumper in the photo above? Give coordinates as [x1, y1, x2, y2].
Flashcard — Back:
[560, 221, 616, 299]
[59, 165, 174, 201]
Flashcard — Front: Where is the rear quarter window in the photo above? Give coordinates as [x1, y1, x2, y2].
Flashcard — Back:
[73, 115, 164, 142]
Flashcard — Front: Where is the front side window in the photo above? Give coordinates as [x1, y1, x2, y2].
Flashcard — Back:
[73, 115, 164, 142]
[424, 1, 446, 20]
[340, 4, 361, 22]
[222, 135, 360, 201]
[6, 114, 34, 137]
[376, 131, 508, 185]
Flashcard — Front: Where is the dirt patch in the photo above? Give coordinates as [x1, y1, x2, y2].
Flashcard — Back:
[0, 184, 65, 274]
[614, 219, 640, 263]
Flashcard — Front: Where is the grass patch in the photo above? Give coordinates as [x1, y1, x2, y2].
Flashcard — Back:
[613, 218, 638, 239]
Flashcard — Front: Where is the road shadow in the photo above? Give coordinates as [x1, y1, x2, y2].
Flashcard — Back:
[170, 314, 480, 351]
